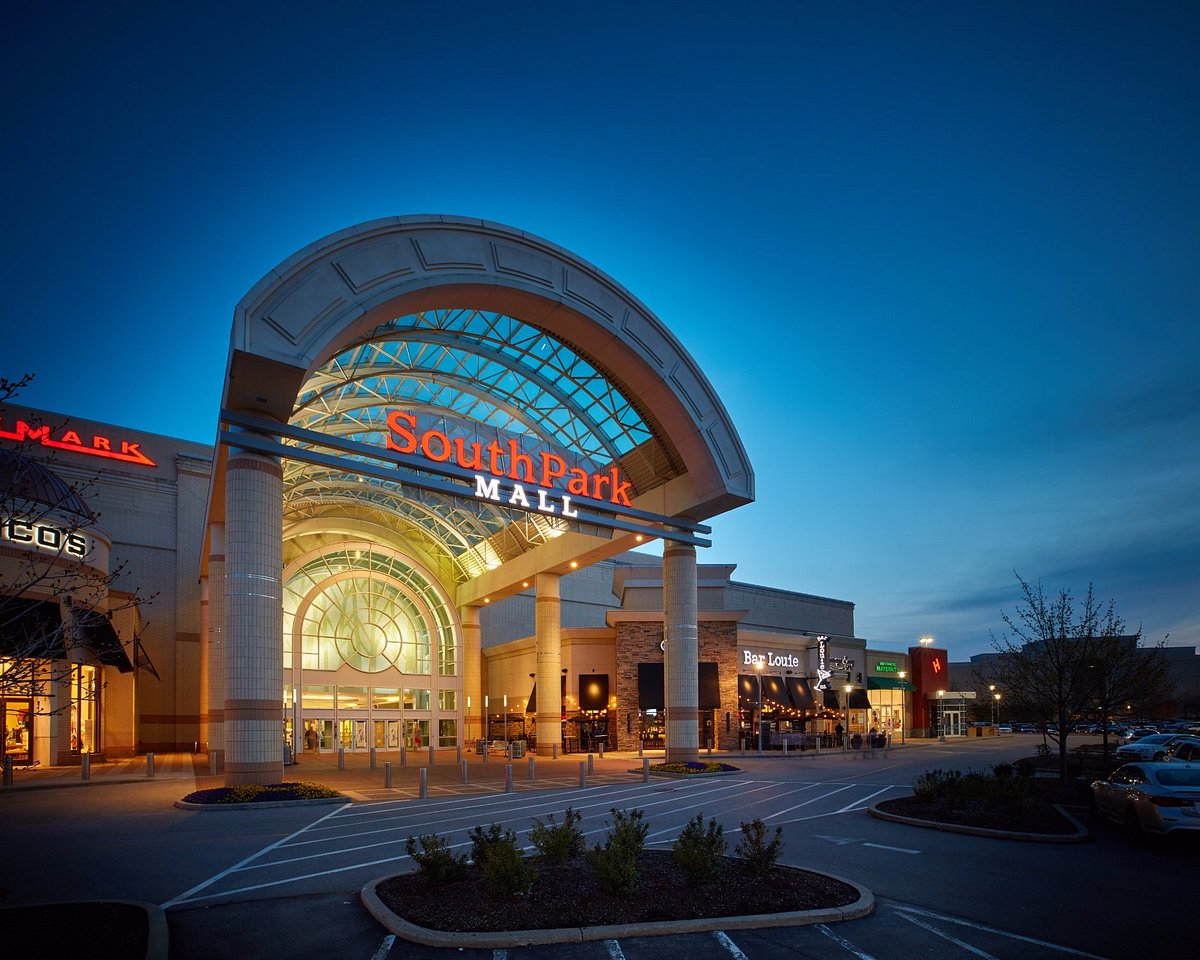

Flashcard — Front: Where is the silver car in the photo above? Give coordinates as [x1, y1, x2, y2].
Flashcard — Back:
[1089, 762, 1200, 839]
[1114, 733, 1191, 761]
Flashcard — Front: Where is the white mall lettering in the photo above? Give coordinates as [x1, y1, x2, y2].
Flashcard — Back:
[474, 475, 579, 518]
[742, 650, 800, 669]
[2, 518, 89, 558]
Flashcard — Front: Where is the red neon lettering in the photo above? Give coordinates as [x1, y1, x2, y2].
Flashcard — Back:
[93, 436, 111, 451]
[506, 440, 535, 484]
[385, 411, 417, 453]
[61, 430, 82, 446]
[420, 429, 452, 462]
[539, 452, 567, 488]
[0, 419, 155, 466]
[932, 658, 942, 673]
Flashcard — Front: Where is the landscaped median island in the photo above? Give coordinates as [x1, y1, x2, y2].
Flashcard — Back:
[362, 807, 872, 948]
[870, 763, 1086, 839]
[644, 760, 741, 777]
[177, 781, 344, 807]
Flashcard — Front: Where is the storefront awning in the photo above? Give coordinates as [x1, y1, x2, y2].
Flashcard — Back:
[867, 677, 916, 691]
[822, 688, 840, 710]
[738, 673, 759, 703]
[0, 598, 64, 659]
[639, 662, 665, 710]
[78, 612, 134, 673]
[848, 689, 871, 710]
[698, 662, 720, 711]
[761, 674, 788, 709]
[786, 676, 815, 710]
[579, 673, 609, 711]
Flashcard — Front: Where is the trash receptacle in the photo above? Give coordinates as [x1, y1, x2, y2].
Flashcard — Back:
[475, 738, 486, 755]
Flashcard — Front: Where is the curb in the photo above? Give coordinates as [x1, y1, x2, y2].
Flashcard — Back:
[173, 796, 346, 811]
[0, 900, 169, 960]
[626, 769, 742, 779]
[359, 871, 874, 948]
[867, 801, 1090, 843]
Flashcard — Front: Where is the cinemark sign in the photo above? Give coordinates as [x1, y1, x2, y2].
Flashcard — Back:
[0, 418, 156, 467]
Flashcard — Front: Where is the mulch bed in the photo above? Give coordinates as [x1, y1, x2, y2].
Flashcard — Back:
[375, 850, 859, 932]
[875, 792, 1081, 835]
[0, 902, 148, 960]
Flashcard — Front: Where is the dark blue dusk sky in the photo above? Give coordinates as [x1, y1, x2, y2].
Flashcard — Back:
[3, 1, 1197, 659]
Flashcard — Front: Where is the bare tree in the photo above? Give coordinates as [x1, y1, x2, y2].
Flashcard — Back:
[0, 375, 156, 730]
[987, 572, 1172, 783]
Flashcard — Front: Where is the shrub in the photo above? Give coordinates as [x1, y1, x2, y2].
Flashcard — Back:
[993, 762, 1014, 779]
[468, 822, 516, 867]
[1035, 743, 1051, 759]
[479, 832, 536, 898]
[587, 807, 648, 896]
[912, 768, 961, 802]
[405, 833, 468, 885]
[673, 813, 726, 885]
[911, 767, 1031, 813]
[735, 818, 783, 875]
[529, 807, 585, 864]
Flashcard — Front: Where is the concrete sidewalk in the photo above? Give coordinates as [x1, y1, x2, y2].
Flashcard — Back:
[1, 738, 934, 798]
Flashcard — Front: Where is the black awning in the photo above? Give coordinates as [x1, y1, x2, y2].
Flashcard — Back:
[78, 611, 134, 673]
[0, 598, 64, 659]
[738, 674, 759, 703]
[822, 688, 840, 710]
[526, 682, 536, 714]
[579, 673, 609, 711]
[638, 662, 664, 710]
[848, 689, 872, 710]
[786, 676, 815, 710]
[761, 674, 787, 708]
[699, 662, 720, 710]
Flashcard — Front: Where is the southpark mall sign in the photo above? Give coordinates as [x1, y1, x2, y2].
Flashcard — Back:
[384, 411, 632, 517]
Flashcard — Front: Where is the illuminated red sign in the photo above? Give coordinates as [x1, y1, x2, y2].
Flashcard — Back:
[932, 657, 942, 674]
[0, 418, 156, 467]
[385, 411, 632, 507]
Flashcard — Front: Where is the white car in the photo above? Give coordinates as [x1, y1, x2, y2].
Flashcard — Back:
[1090, 762, 1200, 838]
[1163, 738, 1200, 763]
[1114, 733, 1191, 762]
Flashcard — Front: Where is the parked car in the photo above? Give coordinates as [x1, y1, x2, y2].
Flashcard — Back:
[997, 724, 1013, 733]
[1115, 734, 1191, 761]
[1119, 727, 1159, 743]
[1089, 762, 1200, 838]
[1163, 738, 1200, 763]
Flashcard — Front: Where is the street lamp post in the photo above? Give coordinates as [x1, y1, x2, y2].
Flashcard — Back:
[754, 660, 764, 753]
[898, 670, 907, 744]
[844, 684, 853, 750]
[994, 692, 1001, 730]
[937, 689, 946, 742]
[989, 684, 996, 726]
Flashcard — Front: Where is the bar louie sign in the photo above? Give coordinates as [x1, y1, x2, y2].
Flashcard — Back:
[385, 411, 633, 517]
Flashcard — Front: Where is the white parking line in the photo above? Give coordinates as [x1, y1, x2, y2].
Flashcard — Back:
[891, 904, 1111, 959]
[816, 923, 878, 960]
[896, 910, 999, 958]
[369, 934, 395, 960]
[713, 929, 748, 959]
[604, 939, 625, 959]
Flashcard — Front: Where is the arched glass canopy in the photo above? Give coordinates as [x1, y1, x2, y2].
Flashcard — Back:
[281, 308, 686, 585]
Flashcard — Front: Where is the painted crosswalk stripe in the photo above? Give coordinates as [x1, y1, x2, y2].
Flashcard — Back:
[817, 923, 879, 960]
[604, 939, 625, 959]
[713, 929, 748, 959]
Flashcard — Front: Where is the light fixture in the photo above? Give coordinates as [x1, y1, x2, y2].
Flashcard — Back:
[919, 636, 934, 646]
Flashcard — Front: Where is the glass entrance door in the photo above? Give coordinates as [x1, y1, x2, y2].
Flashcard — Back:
[3, 699, 32, 763]
[943, 709, 963, 737]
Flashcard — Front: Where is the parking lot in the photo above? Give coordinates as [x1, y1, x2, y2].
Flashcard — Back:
[3, 737, 1194, 959]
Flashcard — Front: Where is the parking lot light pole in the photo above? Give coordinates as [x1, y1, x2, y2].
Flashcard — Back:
[898, 671, 908, 744]
[989, 684, 996, 726]
[994, 691, 1001, 729]
[938, 689, 946, 742]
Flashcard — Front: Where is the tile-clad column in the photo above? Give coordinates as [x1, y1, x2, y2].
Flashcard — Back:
[534, 572, 563, 755]
[207, 524, 226, 768]
[664, 542, 699, 763]
[199, 575, 209, 753]
[224, 448, 283, 786]
[460, 604, 482, 748]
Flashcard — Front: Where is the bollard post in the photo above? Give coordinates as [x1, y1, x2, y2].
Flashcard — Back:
[707, 740, 713, 756]
[400, 745, 407, 767]
[642, 757, 650, 783]
[419, 767, 427, 799]
[579, 760, 587, 788]
[638, 741, 643, 758]
[384, 761, 392, 788]
[587, 753, 594, 775]
[337, 747, 345, 770]
[551, 743, 558, 760]
[209, 752, 217, 776]
[81, 753, 91, 781]
[429, 744, 435, 766]
[505, 763, 513, 794]
[461, 760, 468, 784]
[147, 752, 156, 778]
[782, 740, 787, 757]
[482, 741, 489, 763]
[2, 756, 12, 787]
[456, 744, 463, 764]
[528, 754, 536, 781]
[370, 747, 377, 769]
[598, 743, 605, 759]
[740, 738, 746, 756]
